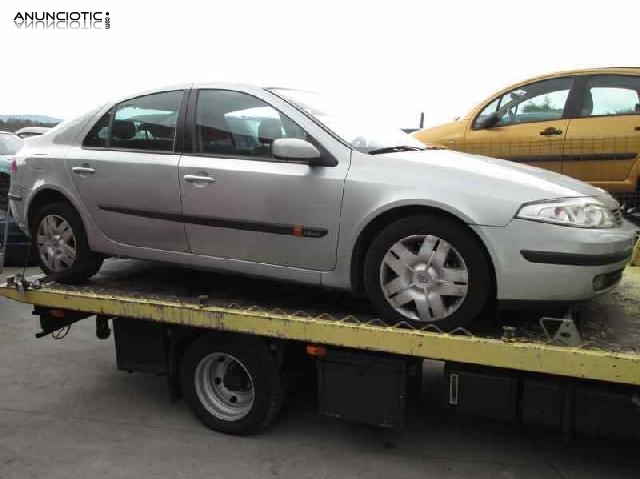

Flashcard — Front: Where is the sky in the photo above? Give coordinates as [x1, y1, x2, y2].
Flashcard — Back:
[1, 0, 638, 128]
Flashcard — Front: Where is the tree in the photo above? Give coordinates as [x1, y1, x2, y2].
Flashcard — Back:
[0, 118, 59, 133]
[522, 95, 555, 113]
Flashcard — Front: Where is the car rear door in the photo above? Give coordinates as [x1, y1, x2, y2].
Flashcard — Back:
[66, 89, 190, 252]
[178, 87, 348, 271]
[463, 77, 576, 173]
[562, 74, 640, 193]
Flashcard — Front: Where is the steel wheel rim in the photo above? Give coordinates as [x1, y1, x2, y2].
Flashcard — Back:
[194, 352, 254, 422]
[379, 234, 469, 323]
[36, 214, 77, 272]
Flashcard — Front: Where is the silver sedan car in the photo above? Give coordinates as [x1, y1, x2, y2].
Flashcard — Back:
[8, 84, 637, 329]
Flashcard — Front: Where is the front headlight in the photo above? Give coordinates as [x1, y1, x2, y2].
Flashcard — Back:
[516, 197, 617, 228]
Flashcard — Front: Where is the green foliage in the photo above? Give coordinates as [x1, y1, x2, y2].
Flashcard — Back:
[522, 95, 556, 113]
[611, 107, 636, 115]
[0, 118, 59, 133]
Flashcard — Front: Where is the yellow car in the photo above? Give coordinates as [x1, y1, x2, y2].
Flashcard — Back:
[414, 67, 640, 197]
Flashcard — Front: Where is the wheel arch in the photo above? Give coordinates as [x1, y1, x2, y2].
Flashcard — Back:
[350, 205, 497, 302]
[26, 186, 79, 235]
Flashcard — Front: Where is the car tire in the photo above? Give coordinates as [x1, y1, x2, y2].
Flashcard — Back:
[364, 214, 492, 330]
[181, 333, 284, 435]
[31, 201, 103, 283]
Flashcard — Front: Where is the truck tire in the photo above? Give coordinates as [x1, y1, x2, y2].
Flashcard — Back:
[181, 333, 283, 435]
[364, 214, 492, 331]
[31, 201, 103, 283]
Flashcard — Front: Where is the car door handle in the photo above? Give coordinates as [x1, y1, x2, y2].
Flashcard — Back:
[184, 174, 216, 185]
[72, 166, 96, 175]
[539, 127, 563, 136]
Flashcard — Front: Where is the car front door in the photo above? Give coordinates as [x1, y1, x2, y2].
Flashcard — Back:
[66, 89, 190, 252]
[562, 74, 640, 193]
[463, 77, 575, 173]
[178, 88, 348, 271]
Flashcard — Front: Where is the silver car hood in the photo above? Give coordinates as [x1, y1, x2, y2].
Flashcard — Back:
[399, 149, 610, 198]
[348, 149, 618, 227]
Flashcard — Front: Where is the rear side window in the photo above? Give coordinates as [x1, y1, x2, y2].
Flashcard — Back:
[579, 75, 640, 117]
[83, 110, 111, 147]
[83, 90, 184, 151]
[112, 90, 183, 152]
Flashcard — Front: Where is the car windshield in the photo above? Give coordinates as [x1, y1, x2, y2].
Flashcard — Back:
[269, 89, 425, 154]
[0, 134, 24, 155]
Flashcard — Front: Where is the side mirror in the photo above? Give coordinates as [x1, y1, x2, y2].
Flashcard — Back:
[478, 112, 499, 129]
[272, 138, 329, 166]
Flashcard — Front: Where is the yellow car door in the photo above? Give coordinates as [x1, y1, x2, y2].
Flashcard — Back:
[463, 77, 575, 174]
[562, 74, 640, 194]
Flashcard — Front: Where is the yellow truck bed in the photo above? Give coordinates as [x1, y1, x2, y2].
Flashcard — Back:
[2, 259, 640, 386]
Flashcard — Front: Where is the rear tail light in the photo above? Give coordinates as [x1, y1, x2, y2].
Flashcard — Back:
[9, 158, 17, 174]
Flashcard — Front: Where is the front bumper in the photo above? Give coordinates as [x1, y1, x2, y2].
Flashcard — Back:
[472, 219, 637, 302]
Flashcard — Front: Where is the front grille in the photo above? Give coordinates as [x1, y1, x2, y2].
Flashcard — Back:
[612, 208, 623, 226]
[615, 191, 640, 210]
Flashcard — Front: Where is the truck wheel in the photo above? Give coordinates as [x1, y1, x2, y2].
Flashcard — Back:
[364, 214, 492, 331]
[181, 334, 283, 435]
[32, 201, 103, 283]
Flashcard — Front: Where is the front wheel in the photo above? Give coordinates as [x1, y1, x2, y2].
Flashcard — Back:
[364, 214, 492, 330]
[32, 201, 103, 283]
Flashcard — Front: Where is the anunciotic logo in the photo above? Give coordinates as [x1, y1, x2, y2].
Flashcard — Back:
[14, 12, 111, 29]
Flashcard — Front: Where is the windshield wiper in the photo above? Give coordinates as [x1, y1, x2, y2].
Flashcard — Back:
[367, 145, 425, 155]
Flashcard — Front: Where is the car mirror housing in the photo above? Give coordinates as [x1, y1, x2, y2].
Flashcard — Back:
[272, 138, 327, 166]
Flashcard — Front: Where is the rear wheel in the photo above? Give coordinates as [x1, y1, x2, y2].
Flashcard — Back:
[32, 201, 103, 283]
[181, 334, 283, 435]
[364, 214, 492, 330]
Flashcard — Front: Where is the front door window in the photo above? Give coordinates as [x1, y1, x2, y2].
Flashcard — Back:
[474, 77, 574, 128]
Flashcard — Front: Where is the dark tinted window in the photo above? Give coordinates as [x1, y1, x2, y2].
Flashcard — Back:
[195, 90, 306, 158]
[83, 110, 111, 147]
[579, 75, 640, 117]
[111, 90, 183, 152]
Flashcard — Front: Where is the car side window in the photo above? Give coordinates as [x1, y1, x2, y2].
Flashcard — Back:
[82, 91, 184, 150]
[83, 110, 112, 147]
[473, 77, 574, 128]
[194, 89, 307, 159]
[111, 90, 183, 152]
[579, 75, 640, 117]
[473, 98, 501, 128]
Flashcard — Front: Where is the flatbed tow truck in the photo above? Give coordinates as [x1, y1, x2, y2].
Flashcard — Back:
[1, 256, 640, 439]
